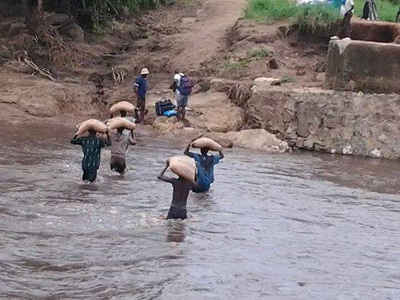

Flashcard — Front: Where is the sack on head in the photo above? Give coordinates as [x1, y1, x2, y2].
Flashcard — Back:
[76, 119, 107, 136]
[168, 156, 196, 183]
[110, 101, 135, 115]
[107, 117, 136, 130]
[192, 137, 222, 152]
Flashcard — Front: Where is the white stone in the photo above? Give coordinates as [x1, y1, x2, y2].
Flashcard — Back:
[370, 148, 382, 158]
[342, 145, 353, 155]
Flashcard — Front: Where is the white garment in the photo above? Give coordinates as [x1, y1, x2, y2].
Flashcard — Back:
[173, 73, 184, 106]
[340, 0, 354, 16]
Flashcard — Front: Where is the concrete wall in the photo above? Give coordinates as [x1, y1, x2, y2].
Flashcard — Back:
[326, 38, 400, 94]
[351, 20, 400, 43]
[242, 83, 400, 159]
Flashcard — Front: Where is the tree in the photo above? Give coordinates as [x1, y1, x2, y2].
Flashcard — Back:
[24, 0, 44, 31]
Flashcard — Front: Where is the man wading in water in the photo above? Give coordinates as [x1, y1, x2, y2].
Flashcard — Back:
[109, 127, 136, 175]
[158, 161, 197, 220]
[71, 129, 110, 183]
[184, 143, 224, 193]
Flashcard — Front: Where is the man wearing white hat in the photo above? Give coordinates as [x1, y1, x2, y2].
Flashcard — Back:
[134, 67, 149, 124]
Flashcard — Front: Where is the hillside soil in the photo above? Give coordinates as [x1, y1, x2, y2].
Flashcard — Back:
[0, 0, 328, 149]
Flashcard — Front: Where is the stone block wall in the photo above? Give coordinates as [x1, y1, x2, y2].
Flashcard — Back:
[245, 84, 400, 159]
[326, 39, 400, 94]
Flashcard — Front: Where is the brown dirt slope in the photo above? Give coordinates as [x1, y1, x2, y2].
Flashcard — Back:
[170, 0, 247, 71]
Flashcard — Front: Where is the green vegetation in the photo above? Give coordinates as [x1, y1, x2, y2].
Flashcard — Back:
[245, 0, 340, 24]
[2, 0, 177, 30]
[354, 0, 400, 22]
[280, 75, 296, 84]
[51, 0, 175, 30]
[245, 0, 400, 24]
[244, 0, 299, 22]
[294, 3, 341, 36]
[223, 59, 251, 70]
[248, 48, 271, 58]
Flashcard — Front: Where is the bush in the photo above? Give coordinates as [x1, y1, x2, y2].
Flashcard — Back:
[44, 0, 174, 30]
[294, 3, 341, 36]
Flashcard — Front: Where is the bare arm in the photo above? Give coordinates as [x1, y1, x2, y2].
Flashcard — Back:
[184, 143, 195, 157]
[70, 135, 81, 145]
[218, 150, 224, 160]
[157, 163, 175, 184]
[184, 135, 202, 157]
[129, 130, 136, 145]
[103, 130, 111, 147]
[134, 81, 139, 95]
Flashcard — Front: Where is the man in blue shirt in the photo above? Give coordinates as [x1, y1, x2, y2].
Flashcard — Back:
[184, 142, 224, 193]
[134, 68, 149, 124]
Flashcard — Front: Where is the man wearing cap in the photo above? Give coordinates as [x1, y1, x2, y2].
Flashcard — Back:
[134, 68, 149, 124]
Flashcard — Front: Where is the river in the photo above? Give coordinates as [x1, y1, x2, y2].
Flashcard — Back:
[1, 124, 400, 299]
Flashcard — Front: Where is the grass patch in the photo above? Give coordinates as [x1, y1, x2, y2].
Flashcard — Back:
[246, 0, 400, 25]
[281, 75, 296, 83]
[295, 3, 341, 36]
[354, 0, 400, 22]
[245, 0, 340, 23]
[220, 58, 251, 79]
[247, 48, 271, 58]
[244, 0, 298, 22]
[223, 59, 251, 70]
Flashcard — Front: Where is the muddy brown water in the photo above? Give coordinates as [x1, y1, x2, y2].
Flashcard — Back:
[1, 124, 400, 299]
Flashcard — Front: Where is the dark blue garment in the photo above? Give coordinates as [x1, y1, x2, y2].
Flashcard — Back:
[191, 153, 221, 193]
[167, 206, 187, 220]
[135, 76, 147, 99]
[71, 135, 107, 180]
[82, 168, 97, 182]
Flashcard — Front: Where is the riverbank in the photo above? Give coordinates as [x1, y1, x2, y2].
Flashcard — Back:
[1, 0, 400, 157]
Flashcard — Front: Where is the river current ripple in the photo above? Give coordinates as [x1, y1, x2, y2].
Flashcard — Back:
[1, 125, 400, 299]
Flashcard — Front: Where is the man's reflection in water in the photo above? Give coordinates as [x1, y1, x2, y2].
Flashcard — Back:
[166, 221, 186, 243]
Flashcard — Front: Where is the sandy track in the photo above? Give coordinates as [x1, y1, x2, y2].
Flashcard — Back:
[171, 0, 247, 71]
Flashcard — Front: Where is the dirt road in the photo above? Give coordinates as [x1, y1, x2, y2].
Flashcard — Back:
[171, 0, 247, 71]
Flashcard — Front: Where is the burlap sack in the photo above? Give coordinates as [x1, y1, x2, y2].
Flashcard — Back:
[75, 119, 107, 136]
[107, 117, 136, 130]
[192, 137, 222, 152]
[110, 101, 135, 114]
[168, 156, 196, 183]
